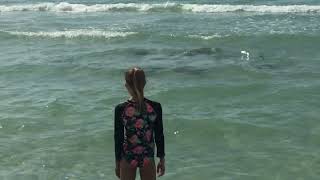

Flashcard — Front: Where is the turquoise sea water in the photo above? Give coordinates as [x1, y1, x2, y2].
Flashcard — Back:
[0, 0, 320, 179]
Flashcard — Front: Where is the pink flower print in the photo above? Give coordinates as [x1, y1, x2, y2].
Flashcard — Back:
[125, 106, 135, 117]
[130, 159, 138, 168]
[145, 130, 152, 142]
[143, 157, 150, 167]
[135, 119, 144, 129]
[132, 146, 144, 154]
[129, 135, 138, 144]
[146, 103, 154, 113]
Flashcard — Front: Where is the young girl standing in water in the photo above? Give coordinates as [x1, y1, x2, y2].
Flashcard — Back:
[114, 67, 165, 180]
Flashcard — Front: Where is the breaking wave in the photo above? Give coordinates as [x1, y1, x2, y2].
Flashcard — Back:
[1, 2, 320, 13]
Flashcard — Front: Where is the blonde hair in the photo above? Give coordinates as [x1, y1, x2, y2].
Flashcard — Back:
[125, 67, 146, 113]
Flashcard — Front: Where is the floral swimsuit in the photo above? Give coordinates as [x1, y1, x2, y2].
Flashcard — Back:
[114, 98, 165, 168]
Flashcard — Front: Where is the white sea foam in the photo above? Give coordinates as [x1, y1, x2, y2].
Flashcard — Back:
[0, 2, 177, 12]
[0, 3, 320, 13]
[4, 30, 137, 38]
[188, 34, 225, 40]
[181, 4, 320, 13]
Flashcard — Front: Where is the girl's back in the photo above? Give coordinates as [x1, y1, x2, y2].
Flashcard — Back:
[114, 67, 165, 180]
[114, 97, 164, 167]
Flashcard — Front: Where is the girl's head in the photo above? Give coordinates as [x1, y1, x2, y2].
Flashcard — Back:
[125, 67, 146, 112]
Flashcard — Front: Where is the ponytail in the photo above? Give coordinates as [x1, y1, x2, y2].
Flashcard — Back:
[125, 67, 146, 113]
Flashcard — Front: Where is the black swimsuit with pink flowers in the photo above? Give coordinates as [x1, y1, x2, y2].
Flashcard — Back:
[114, 98, 165, 168]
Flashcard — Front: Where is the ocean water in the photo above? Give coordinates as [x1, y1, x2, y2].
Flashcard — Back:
[0, 0, 320, 179]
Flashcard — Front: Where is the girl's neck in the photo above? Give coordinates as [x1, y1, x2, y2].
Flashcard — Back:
[129, 96, 145, 102]
[129, 97, 137, 102]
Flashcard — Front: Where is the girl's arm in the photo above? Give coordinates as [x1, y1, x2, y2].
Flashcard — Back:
[154, 103, 165, 159]
[114, 105, 124, 164]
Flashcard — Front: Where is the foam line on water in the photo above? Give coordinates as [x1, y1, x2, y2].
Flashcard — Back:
[0, 2, 177, 12]
[181, 4, 320, 13]
[188, 34, 226, 40]
[3, 30, 137, 39]
[0, 3, 320, 13]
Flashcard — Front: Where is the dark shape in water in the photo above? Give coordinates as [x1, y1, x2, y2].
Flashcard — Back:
[258, 54, 265, 61]
[254, 53, 275, 69]
[173, 66, 208, 75]
[183, 47, 222, 56]
[256, 64, 275, 69]
[132, 49, 152, 56]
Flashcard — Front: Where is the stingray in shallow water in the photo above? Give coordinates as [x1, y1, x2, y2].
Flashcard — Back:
[251, 54, 277, 70]
[255, 64, 275, 69]
[173, 66, 209, 75]
[183, 47, 223, 56]
[132, 48, 153, 56]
